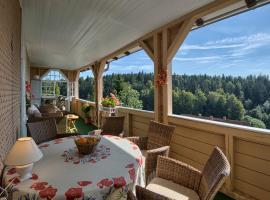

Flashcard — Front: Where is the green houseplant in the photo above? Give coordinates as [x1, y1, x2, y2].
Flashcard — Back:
[81, 104, 93, 124]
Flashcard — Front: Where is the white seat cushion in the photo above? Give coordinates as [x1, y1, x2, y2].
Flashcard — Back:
[146, 177, 200, 200]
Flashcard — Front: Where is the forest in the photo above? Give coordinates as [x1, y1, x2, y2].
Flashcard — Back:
[79, 72, 270, 129]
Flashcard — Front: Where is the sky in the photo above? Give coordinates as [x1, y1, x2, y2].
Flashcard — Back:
[81, 3, 270, 78]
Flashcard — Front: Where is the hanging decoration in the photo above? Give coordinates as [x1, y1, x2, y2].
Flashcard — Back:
[156, 68, 168, 87]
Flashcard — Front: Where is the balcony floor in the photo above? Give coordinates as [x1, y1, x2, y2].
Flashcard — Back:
[75, 117, 97, 134]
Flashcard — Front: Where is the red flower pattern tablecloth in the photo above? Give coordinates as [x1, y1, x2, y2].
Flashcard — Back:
[4, 135, 145, 200]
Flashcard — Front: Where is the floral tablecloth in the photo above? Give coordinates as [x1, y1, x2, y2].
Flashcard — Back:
[4, 135, 145, 200]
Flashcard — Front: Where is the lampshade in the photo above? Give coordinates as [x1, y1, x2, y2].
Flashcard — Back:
[4, 137, 43, 166]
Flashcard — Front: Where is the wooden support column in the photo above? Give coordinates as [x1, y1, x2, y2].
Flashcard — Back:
[141, 17, 196, 123]
[92, 61, 106, 127]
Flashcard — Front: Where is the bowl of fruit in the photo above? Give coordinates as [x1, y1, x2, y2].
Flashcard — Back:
[74, 136, 101, 155]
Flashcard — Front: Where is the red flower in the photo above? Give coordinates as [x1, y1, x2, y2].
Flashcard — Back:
[136, 156, 143, 166]
[65, 187, 83, 200]
[39, 144, 49, 148]
[7, 168, 16, 175]
[77, 181, 92, 187]
[54, 138, 63, 144]
[125, 163, 134, 168]
[9, 177, 20, 185]
[97, 178, 113, 188]
[31, 173, 38, 180]
[31, 182, 48, 190]
[113, 176, 126, 188]
[132, 145, 138, 150]
[39, 186, 57, 199]
[128, 168, 136, 182]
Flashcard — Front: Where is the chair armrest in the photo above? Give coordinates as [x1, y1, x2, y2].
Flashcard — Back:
[89, 129, 102, 135]
[157, 156, 202, 191]
[119, 131, 125, 138]
[145, 146, 170, 183]
[125, 136, 148, 150]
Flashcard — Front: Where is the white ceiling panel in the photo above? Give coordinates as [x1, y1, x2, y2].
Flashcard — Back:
[22, 0, 214, 69]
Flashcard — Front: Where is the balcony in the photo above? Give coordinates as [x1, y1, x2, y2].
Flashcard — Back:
[1, 0, 270, 200]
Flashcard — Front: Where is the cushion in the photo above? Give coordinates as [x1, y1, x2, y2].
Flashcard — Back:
[33, 109, 42, 118]
[146, 177, 200, 200]
[27, 104, 39, 116]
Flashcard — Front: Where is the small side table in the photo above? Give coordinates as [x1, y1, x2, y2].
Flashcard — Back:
[66, 114, 79, 133]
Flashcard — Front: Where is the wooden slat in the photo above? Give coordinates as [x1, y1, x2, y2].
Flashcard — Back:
[172, 134, 217, 155]
[235, 138, 270, 161]
[132, 115, 152, 124]
[235, 152, 270, 176]
[234, 165, 270, 192]
[173, 126, 225, 147]
[132, 121, 149, 132]
[171, 143, 209, 165]
[170, 152, 203, 171]
[132, 127, 148, 137]
[234, 179, 270, 200]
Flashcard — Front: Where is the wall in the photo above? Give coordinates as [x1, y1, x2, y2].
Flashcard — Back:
[0, 0, 21, 159]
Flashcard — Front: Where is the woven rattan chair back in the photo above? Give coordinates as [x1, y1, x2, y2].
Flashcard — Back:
[101, 116, 125, 136]
[198, 147, 230, 200]
[27, 118, 58, 144]
[147, 121, 175, 150]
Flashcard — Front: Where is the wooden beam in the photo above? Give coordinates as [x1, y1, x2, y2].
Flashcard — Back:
[140, 40, 154, 61]
[167, 17, 197, 62]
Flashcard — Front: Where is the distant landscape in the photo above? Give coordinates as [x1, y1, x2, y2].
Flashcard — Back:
[79, 72, 270, 129]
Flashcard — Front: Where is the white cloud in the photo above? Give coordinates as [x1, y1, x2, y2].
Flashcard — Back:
[174, 56, 223, 63]
[108, 64, 153, 72]
[180, 33, 270, 55]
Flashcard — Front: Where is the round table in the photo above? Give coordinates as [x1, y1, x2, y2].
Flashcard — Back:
[4, 135, 145, 200]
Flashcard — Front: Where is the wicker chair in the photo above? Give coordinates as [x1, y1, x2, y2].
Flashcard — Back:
[91, 116, 125, 137]
[126, 120, 175, 183]
[27, 118, 78, 144]
[132, 147, 230, 200]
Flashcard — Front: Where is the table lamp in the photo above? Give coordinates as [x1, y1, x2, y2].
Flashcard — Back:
[4, 137, 43, 181]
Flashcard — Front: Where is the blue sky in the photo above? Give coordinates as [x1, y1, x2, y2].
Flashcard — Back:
[81, 4, 270, 78]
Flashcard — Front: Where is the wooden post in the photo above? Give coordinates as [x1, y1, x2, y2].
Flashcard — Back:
[92, 61, 106, 127]
[74, 70, 80, 98]
[141, 17, 196, 123]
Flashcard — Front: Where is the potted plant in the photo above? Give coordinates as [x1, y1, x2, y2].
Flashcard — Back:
[81, 104, 93, 124]
[101, 93, 120, 108]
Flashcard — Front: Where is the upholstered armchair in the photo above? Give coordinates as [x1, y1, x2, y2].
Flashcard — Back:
[129, 147, 230, 200]
[126, 120, 175, 183]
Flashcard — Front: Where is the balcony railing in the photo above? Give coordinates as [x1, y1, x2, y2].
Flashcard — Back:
[71, 98, 270, 200]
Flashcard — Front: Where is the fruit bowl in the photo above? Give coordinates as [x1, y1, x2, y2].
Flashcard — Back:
[74, 136, 101, 155]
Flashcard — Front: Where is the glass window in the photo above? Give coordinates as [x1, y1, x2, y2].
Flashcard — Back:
[41, 70, 67, 97]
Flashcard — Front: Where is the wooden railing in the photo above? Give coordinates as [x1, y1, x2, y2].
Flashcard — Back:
[71, 98, 270, 200]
